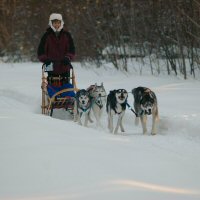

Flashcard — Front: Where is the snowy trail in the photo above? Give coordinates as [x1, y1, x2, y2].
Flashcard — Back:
[0, 62, 200, 200]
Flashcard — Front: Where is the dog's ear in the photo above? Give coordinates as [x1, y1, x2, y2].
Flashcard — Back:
[110, 90, 116, 98]
[83, 89, 88, 95]
[144, 88, 151, 93]
[149, 91, 156, 100]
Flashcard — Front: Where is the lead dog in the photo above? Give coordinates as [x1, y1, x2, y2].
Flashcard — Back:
[87, 83, 107, 127]
[74, 89, 92, 126]
[106, 89, 128, 134]
[132, 86, 159, 135]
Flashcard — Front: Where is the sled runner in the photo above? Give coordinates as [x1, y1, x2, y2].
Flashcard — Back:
[41, 64, 79, 116]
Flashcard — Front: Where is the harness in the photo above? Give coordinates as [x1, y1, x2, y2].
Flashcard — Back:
[93, 95, 105, 109]
[126, 102, 138, 117]
[112, 100, 127, 115]
[126, 102, 151, 117]
[114, 109, 123, 115]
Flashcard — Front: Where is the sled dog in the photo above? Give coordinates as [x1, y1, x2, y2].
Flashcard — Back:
[106, 89, 128, 134]
[87, 83, 107, 126]
[74, 89, 92, 126]
[132, 86, 159, 135]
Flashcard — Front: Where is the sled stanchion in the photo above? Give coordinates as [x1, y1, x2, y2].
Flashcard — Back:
[71, 68, 78, 92]
[50, 103, 54, 116]
[41, 64, 47, 115]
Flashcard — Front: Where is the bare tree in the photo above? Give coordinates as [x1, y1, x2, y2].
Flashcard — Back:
[1, 0, 200, 79]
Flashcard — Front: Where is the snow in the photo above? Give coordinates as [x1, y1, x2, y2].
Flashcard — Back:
[0, 62, 200, 200]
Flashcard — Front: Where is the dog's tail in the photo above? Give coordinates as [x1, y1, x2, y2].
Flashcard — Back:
[73, 100, 78, 122]
[132, 88, 136, 92]
[132, 88, 139, 100]
[131, 88, 136, 95]
[106, 95, 109, 113]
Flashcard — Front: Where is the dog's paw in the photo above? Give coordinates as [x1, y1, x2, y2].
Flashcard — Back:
[114, 128, 119, 134]
[96, 122, 102, 127]
[73, 117, 77, 122]
[121, 127, 125, 132]
[88, 115, 93, 123]
[109, 128, 113, 133]
[84, 122, 89, 127]
[151, 127, 157, 135]
[135, 117, 139, 125]
[78, 122, 82, 126]
[143, 130, 147, 134]
[89, 119, 94, 123]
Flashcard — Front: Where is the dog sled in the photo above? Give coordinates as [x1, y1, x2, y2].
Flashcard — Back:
[41, 64, 79, 116]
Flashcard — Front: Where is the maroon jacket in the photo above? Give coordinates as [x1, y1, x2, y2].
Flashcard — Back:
[37, 27, 75, 75]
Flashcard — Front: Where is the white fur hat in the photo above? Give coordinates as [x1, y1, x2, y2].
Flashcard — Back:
[49, 13, 64, 32]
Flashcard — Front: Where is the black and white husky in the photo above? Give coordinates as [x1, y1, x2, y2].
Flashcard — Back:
[87, 83, 107, 127]
[106, 89, 128, 134]
[132, 86, 159, 135]
[74, 89, 92, 126]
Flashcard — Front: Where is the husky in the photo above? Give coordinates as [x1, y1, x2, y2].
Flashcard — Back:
[132, 86, 159, 135]
[87, 83, 107, 127]
[74, 89, 92, 126]
[106, 89, 128, 134]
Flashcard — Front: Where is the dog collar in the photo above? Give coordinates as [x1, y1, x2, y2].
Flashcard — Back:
[79, 101, 91, 113]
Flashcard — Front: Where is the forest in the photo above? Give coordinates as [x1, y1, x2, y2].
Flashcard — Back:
[1, 0, 200, 78]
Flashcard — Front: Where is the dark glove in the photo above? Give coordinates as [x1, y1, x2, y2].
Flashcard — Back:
[44, 59, 53, 72]
[63, 56, 71, 66]
[44, 59, 53, 66]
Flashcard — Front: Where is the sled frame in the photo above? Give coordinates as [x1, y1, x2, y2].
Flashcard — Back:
[41, 64, 79, 116]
